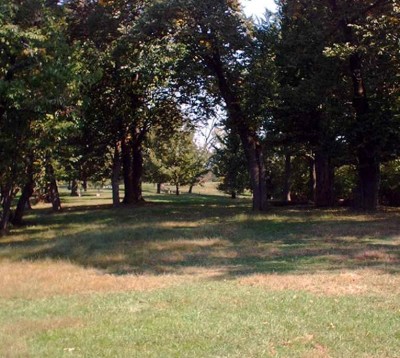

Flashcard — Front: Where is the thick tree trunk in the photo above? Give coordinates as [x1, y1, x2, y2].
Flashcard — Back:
[315, 151, 334, 207]
[12, 179, 34, 226]
[46, 160, 61, 212]
[283, 153, 292, 202]
[157, 183, 162, 194]
[111, 142, 121, 207]
[122, 132, 145, 204]
[12, 156, 35, 225]
[131, 141, 144, 203]
[349, 53, 380, 211]
[239, 133, 267, 211]
[122, 136, 134, 204]
[0, 186, 13, 235]
[354, 148, 380, 210]
[330, 0, 380, 211]
[70, 179, 79, 196]
[82, 178, 88, 192]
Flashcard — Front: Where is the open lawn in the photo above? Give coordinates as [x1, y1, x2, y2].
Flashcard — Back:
[1, 184, 400, 357]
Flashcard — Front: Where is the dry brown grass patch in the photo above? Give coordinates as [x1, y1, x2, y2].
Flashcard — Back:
[0, 260, 199, 299]
[148, 238, 229, 251]
[158, 221, 200, 229]
[239, 269, 400, 296]
[353, 249, 398, 262]
[0, 317, 83, 358]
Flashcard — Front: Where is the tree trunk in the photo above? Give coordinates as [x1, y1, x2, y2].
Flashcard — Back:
[175, 184, 180, 195]
[330, 0, 380, 210]
[12, 178, 34, 226]
[203, 51, 267, 211]
[188, 184, 193, 194]
[46, 160, 61, 212]
[231, 191, 237, 199]
[157, 183, 162, 194]
[239, 133, 267, 211]
[349, 52, 380, 211]
[122, 135, 134, 204]
[0, 186, 13, 235]
[12, 156, 35, 225]
[315, 151, 334, 207]
[132, 140, 144, 202]
[308, 155, 316, 202]
[111, 142, 121, 207]
[283, 153, 292, 202]
[354, 148, 380, 210]
[82, 178, 88, 192]
[70, 179, 79, 196]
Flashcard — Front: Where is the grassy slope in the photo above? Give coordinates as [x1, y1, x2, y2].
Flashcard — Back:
[0, 184, 399, 357]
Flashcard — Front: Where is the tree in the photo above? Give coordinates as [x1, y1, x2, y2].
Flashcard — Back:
[323, 0, 399, 210]
[67, 0, 185, 205]
[145, 127, 208, 195]
[0, 0, 72, 232]
[275, 0, 349, 207]
[141, 0, 270, 210]
[212, 130, 249, 198]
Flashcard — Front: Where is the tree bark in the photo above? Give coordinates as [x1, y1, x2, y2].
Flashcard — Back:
[315, 150, 334, 207]
[308, 155, 316, 202]
[349, 52, 380, 211]
[131, 140, 144, 202]
[12, 176, 34, 226]
[240, 133, 267, 211]
[157, 183, 162, 194]
[231, 191, 237, 199]
[111, 142, 121, 207]
[46, 159, 61, 212]
[188, 184, 193, 194]
[82, 178, 88, 192]
[0, 186, 13, 235]
[70, 179, 79, 196]
[122, 135, 134, 204]
[283, 153, 292, 202]
[354, 147, 380, 210]
[175, 184, 180, 195]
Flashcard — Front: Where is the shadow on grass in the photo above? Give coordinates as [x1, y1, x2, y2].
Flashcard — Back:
[1, 193, 400, 277]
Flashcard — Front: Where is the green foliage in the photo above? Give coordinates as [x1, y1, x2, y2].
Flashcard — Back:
[0, 0, 73, 228]
[380, 160, 400, 206]
[145, 127, 208, 193]
[334, 165, 357, 201]
[211, 130, 250, 197]
[1, 0, 400, 228]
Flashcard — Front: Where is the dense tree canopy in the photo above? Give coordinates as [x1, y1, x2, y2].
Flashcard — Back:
[0, 0, 399, 233]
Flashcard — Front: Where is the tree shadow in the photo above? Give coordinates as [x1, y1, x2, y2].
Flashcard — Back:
[1, 195, 399, 278]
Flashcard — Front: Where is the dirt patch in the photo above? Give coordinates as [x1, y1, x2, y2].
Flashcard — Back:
[0, 260, 207, 299]
[239, 269, 400, 296]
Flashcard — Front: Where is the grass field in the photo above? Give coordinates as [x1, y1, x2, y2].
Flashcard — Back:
[1, 183, 400, 357]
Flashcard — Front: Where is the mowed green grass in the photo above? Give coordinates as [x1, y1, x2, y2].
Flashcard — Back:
[1, 183, 400, 357]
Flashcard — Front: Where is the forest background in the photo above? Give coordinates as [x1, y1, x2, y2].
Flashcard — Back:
[0, 0, 399, 233]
